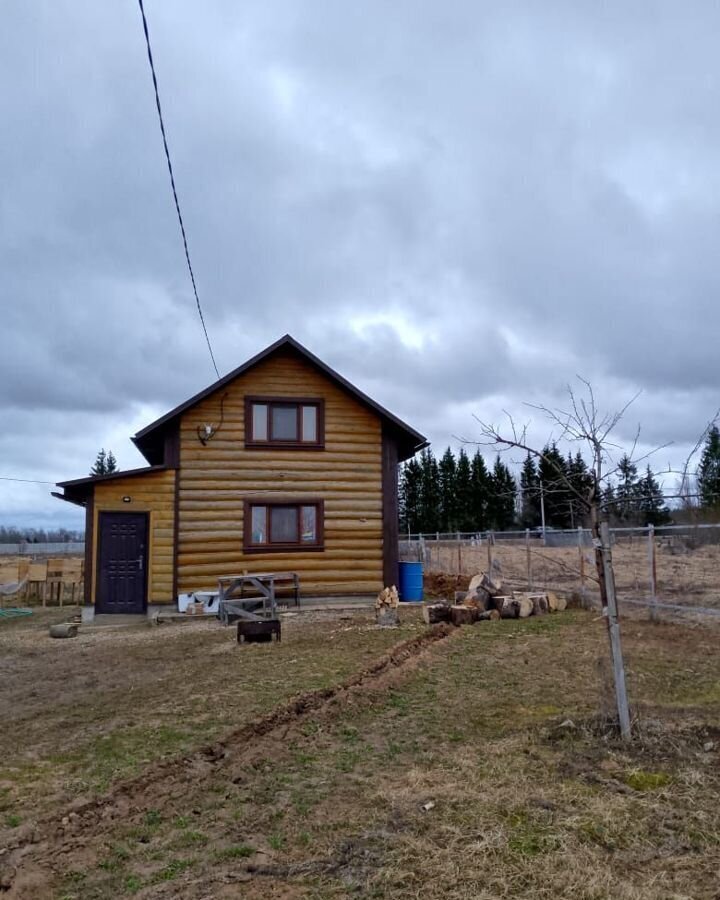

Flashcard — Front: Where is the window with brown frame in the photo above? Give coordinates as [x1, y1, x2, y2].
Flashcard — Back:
[245, 397, 324, 449]
[243, 500, 324, 552]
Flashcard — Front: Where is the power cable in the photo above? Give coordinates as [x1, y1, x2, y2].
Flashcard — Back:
[136, 0, 220, 380]
[0, 476, 55, 485]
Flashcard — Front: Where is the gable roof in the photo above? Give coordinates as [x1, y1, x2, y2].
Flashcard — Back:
[132, 334, 427, 463]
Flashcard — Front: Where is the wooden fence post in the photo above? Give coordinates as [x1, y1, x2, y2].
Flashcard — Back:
[487, 532, 495, 572]
[457, 533, 462, 575]
[647, 524, 658, 623]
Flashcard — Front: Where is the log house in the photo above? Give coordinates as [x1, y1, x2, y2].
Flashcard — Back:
[55, 335, 427, 614]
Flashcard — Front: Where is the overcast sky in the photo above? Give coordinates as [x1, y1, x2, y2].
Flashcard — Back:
[3, 1, 720, 531]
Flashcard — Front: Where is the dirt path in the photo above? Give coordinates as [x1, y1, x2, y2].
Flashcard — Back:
[1, 624, 453, 898]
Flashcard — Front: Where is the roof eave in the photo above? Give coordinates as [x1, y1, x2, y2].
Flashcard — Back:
[56, 464, 168, 490]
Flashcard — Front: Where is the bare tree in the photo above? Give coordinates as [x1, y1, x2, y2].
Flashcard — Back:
[468, 380, 650, 741]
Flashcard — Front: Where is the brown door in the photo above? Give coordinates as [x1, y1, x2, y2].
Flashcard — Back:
[96, 512, 148, 614]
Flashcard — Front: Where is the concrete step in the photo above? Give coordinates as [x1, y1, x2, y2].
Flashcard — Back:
[87, 613, 149, 627]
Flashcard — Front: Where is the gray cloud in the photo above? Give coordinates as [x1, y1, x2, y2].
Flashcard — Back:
[3, 1, 720, 527]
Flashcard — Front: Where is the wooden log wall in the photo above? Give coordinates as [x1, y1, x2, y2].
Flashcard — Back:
[91, 470, 176, 603]
[177, 349, 384, 596]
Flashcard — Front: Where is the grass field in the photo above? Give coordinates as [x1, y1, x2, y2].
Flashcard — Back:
[415, 537, 720, 613]
[2, 607, 720, 898]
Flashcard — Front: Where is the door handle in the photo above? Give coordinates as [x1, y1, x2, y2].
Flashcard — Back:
[137, 555, 144, 572]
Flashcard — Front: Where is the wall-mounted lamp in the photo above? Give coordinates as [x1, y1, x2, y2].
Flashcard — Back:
[122, 496, 132, 503]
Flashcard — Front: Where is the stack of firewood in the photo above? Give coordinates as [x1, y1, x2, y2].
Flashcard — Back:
[423, 563, 567, 628]
[375, 585, 400, 627]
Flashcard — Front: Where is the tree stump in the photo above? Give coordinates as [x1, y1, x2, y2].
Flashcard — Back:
[376, 608, 399, 627]
[422, 603, 451, 625]
[450, 605, 478, 627]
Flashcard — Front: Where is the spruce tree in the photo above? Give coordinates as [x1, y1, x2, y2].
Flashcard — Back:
[637, 466, 671, 526]
[90, 449, 107, 476]
[698, 425, 720, 509]
[567, 451, 592, 528]
[400, 458, 423, 534]
[438, 447, 458, 532]
[455, 449, 474, 532]
[90, 448, 118, 476]
[470, 450, 490, 532]
[519, 453, 541, 527]
[419, 448, 441, 534]
[616, 454, 639, 524]
[539, 444, 571, 528]
[603, 482, 618, 524]
[487, 456, 517, 530]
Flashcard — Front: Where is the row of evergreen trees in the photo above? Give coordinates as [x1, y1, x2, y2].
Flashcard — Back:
[399, 445, 673, 535]
[400, 449, 517, 534]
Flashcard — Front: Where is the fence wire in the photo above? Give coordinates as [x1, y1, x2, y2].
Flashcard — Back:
[400, 524, 720, 624]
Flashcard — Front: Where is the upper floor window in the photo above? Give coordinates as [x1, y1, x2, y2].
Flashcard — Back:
[245, 397, 324, 449]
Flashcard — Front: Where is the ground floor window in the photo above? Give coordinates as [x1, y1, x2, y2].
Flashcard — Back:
[244, 500, 324, 551]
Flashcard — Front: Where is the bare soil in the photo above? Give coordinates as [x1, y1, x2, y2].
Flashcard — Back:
[2, 608, 720, 898]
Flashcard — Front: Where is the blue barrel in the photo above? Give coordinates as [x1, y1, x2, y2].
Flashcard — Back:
[398, 561, 423, 602]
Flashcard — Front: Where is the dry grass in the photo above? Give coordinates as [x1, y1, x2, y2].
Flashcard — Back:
[418, 538, 720, 613]
[2, 609, 718, 898]
[0, 608, 424, 835]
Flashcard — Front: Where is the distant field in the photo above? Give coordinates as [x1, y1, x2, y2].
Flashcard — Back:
[413, 537, 720, 612]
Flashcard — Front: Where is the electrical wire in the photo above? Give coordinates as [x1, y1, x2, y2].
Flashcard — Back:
[136, 0, 220, 380]
[0, 476, 55, 485]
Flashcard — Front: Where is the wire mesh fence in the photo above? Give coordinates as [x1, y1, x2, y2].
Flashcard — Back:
[400, 524, 720, 624]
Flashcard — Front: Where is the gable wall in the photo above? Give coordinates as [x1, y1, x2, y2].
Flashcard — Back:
[176, 349, 384, 596]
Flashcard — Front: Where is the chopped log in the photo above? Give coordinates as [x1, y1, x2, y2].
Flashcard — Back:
[422, 602, 452, 625]
[555, 595, 567, 611]
[467, 573, 484, 594]
[499, 597, 519, 619]
[547, 591, 559, 612]
[454, 591, 468, 604]
[514, 592, 549, 616]
[450, 605, 478, 626]
[462, 590, 491, 612]
[376, 586, 400, 610]
[49, 623, 79, 639]
[499, 596, 532, 618]
[476, 609, 500, 622]
[492, 594, 512, 614]
[469, 570, 503, 598]
[517, 596, 534, 618]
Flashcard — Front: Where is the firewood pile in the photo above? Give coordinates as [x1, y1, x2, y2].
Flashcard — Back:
[375, 585, 400, 627]
[422, 562, 567, 627]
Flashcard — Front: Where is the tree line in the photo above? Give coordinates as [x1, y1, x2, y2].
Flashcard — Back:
[0, 526, 84, 544]
[399, 442, 684, 534]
